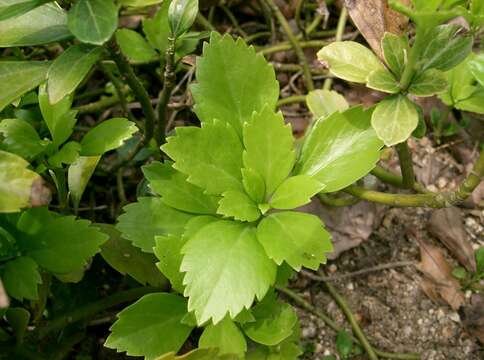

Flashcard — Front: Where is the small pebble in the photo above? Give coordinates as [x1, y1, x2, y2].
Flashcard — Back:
[346, 282, 355, 291]
[417, 318, 423, 325]
[465, 290, 472, 299]
[315, 343, 324, 353]
[323, 349, 332, 356]
[328, 264, 337, 273]
[437, 308, 445, 320]
[448, 312, 460, 323]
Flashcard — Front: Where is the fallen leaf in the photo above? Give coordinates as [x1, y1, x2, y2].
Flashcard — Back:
[345, 0, 410, 59]
[428, 208, 476, 272]
[29, 178, 52, 208]
[417, 241, 465, 310]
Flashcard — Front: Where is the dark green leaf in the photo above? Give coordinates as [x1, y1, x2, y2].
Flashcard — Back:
[6, 307, 30, 343]
[2, 256, 41, 301]
[0, 118, 44, 159]
[408, 68, 447, 97]
[67, 155, 100, 208]
[115, 29, 157, 63]
[168, 0, 198, 37]
[381, 32, 408, 78]
[142, 0, 171, 53]
[0, 0, 51, 21]
[336, 330, 353, 359]
[48, 141, 81, 168]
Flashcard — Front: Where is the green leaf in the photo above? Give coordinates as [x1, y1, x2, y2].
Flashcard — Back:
[0, 61, 49, 112]
[115, 29, 157, 63]
[242, 293, 297, 346]
[5, 308, 30, 343]
[336, 330, 353, 359]
[317, 41, 385, 83]
[158, 349, 232, 360]
[256, 211, 332, 271]
[269, 175, 325, 210]
[80, 118, 138, 156]
[98, 224, 168, 287]
[455, 89, 484, 114]
[119, 0, 162, 6]
[199, 317, 247, 358]
[476, 247, 484, 274]
[162, 120, 244, 195]
[67, 155, 100, 207]
[217, 190, 260, 222]
[371, 94, 418, 146]
[306, 90, 349, 119]
[191, 32, 279, 136]
[116, 197, 193, 253]
[0, 118, 44, 159]
[105, 293, 194, 359]
[366, 69, 399, 94]
[0, 0, 51, 21]
[2, 256, 41, 301]
[48, 141, 81, 168]
[241, 168, 265, 204]
[142, 0, 171, 53]
[181, 220, 276, 324]
[154, 235, 186, 293]
[38, 84, 77, 147]
[469, 53, 484, 86]
[419, 24, 473, 72]
[47, 44, 102, 104]
[168, 0, 198, 37]
[142, 161, 219, 215]
[295, 106, 383, 193]
[451, 266, 467, 280]
[408, 68, 447, 96]
[67, 0, 118, 45]
[243, 106, 295, 197]
[0, 3, 70, 47]
[381, 32, 408, 78]
[21, 212, 107, 273]
[0, 150, 42, 213]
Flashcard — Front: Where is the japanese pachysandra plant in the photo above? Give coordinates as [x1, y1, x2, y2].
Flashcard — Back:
[106, 32, 385, 359]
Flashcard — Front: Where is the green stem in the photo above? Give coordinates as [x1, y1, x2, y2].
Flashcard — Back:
[220, 5, 248, 37]
[318, 192, 360, 207]
[323, 6, 348, 90]
[395, 141, 415, 189]
[75, 95, 120, 114]
[263, 0, 314, 91]
[371, 165, 427, 193]
[324, 282, 379, 360]
[156, 37, 177, 146]
[398, 29, 427, 90]
[196, 13, 215, 31]
[37, 286, 162, 340]
[107, 42, 156, 146]
[276, 95, 306, 107]
[52, 168, 68, 212]
[258, 40, 328, 56]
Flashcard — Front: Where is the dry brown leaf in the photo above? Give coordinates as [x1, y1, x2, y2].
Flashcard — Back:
[30, 178, 52, 208]
[428, 208, 477, 272]
[417, 241, 465, 310]
[462, 294, 484, 344]
[344, 0, 410, 59]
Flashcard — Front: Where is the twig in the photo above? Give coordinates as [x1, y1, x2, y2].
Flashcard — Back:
[221, 5, 248, 37]
[263, 0, 314, 91]
[301, 261, 415, 282]
[196, 13, 215, 31]
[323, 5, 347, 90]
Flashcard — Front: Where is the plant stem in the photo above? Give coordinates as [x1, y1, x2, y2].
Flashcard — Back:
[156, 37, 176, 146]
[258, 39, 328, 56]
[37, 286, 162, 340]
[196, 13, 215, 31]
[221, 5, 247, 37]
[398, 29, 426, 90]
[107, 42, 156, 146]
[263, 0, 314, 91]
[75, 95, 120, 114]
[318, 192, 360, 207]
[323, 5, 347, 90]
[371, 165, 427, 193]
[345, 149, 483, 208]
[276, 95, 306, 106]
[395, 141, 415, 189]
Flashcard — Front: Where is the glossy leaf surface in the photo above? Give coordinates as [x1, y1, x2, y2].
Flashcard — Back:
[199, 317, 247, 358]
[217, 190, 260, 222]
[269, 175, 325, 210]
[306, 89, 348, 119]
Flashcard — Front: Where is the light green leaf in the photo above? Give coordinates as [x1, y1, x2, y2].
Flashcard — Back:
[366, 69, 399, 94]
[38, 84, 77, 147]
[80, 118, 138, 156]
[241, 168, 265, 204]
[119, 0, 163, 7]
[256, 211, 332, 271]
[67, 0, 118, 45]
[157, 349, 232, 360]
[419, 24, 473, 72]
[455, 89, 484, 114]
[154, 234, 186, 293]
[217, 190, 260, 222]
[191, 32, 279, 136]
[105, 293, 193, 359]
[438, 53, 476, 105]
[0, 0, 51, 21]
[21, 212, 108, 273]
[469, 53, 484, 86]
[68, 155, 100, 207]
[0, 61, 49, 112]
[371, 94, 418, 146]
[2, 256, 41, 301]
[0, 150, 42, 213]
[48, 141, 81, 168]
[181, 220, 276, 324]
[142, 161, 219, 215]
[142, 0, 171, 53]
[242, 293, 297, 346]
[0, 3, 70, 47]
[168, 0, 198, 37]
[115, 29, 157, 63]
[317, 41, 385, 83]
[381, 32, 408, 78]
[269, 175, 325, 210]
[0, 118, 44, 159]
[116, 197, 193, 253]
[295, 106, 383, 193]
[199, 317, 247, 358]
[98, 224, 168, 287]
[408, 68, 447, 96]
[47, 44, 103, 104]
[243, 106, 295, 197]
[162, 120, 244, 195]
[306, 89, 349, 119]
